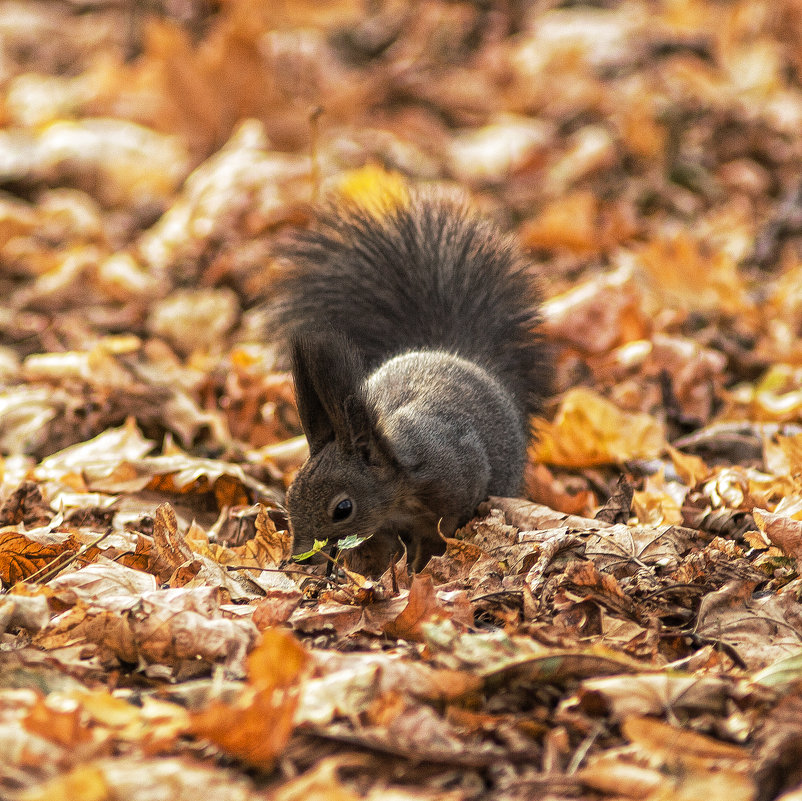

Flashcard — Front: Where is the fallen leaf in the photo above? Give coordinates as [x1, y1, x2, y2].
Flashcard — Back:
[189, 628, 308, 767]
[534, 387, 666, 467]
[384, 575, 450, 641]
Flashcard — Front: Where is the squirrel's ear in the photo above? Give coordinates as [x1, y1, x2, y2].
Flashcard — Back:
[290, 332, 366, 455]
[290, 335, 334, 453]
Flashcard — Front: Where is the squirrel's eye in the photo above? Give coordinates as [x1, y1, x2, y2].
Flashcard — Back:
[331, 497, 354, 522]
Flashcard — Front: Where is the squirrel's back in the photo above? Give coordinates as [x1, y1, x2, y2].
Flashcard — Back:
[271, 187, 548, 422]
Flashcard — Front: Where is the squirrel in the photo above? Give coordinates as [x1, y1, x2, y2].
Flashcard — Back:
[270, 177, 550, 576]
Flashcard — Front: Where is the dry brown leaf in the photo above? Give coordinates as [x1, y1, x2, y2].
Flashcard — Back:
[555, 560, 634, 620]
[487, 497, 608, 532]
[46, 559, 158, 607]
[0, 527, 77, 587]
[580, 716, 755, 801]
[520, 191, 602, 254]
[540, 265, 649, 355]
[232, 504, 293, 567]
[147, 288, 239, 357]
[39, 565, 257, 674]
[251, 588, 302, 629]
[136, 119, 310, 273]
[695, 579, 802, 670]
[523, 462, 596, 516]
[151, 502, 193, 583]
[569, 674, 734, 722]
[384, 575, 451, 641]
[0, 119, 190, 207]
[22, 694, 97, 750]
[34, 419, 155, 489]
[622, 716, 755, 800]
[631, 471, 686, 526]
[447, 115, 552, 183]
[578, 756, 665, 798]
[266, 756, 368, 801]
[129, 587, 258, 670]
[668, 445, 711, 487]
[584, 523, 694, 575]
[0, 593, 50, 634]
[17, 757, 264, 801]
[753, 507, 802, 563]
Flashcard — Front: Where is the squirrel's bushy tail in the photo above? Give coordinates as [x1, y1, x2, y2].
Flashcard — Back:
[270, 188, 549, 420]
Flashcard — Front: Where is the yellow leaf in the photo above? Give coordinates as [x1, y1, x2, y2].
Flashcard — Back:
[232, 505, 293, 567]
[667, 445, 710, 487]
[18, 764, 109, 801]
[534, 388, 665, 467]
[335, 165, 410, 216]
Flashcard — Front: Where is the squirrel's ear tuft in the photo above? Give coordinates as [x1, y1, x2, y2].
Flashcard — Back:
[343, 394, 379, 461]
[290, 332, 367, 455]
[343, 394, 399, 467]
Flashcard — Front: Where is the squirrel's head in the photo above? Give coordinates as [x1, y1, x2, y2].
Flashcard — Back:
[286, 332, 402, 558]
[285, 437, 399, 555]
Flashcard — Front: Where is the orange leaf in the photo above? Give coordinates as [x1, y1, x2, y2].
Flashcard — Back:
[189, 629, 308, 767]
[23, 694, 94, 748]
[0, 529, 77, 586]
[384, 575, 448, 641]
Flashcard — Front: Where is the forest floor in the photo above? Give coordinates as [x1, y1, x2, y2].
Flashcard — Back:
[2, 1, 802, 799]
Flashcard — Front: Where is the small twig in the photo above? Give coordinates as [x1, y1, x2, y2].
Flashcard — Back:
[308, 105, 324, 202]
[472, 590, 524, 604]
[641, 583, 707, 602]
[224, 563, 320, 578]
[680, 631, 748, 669]
[567, 722, 604, 774]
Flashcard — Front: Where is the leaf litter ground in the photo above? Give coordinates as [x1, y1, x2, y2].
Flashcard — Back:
[3, 1, 802, 799]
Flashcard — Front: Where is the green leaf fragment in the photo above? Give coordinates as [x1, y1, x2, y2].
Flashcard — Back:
[335, 533, 373, 551]
[292, 538, 329, 562]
